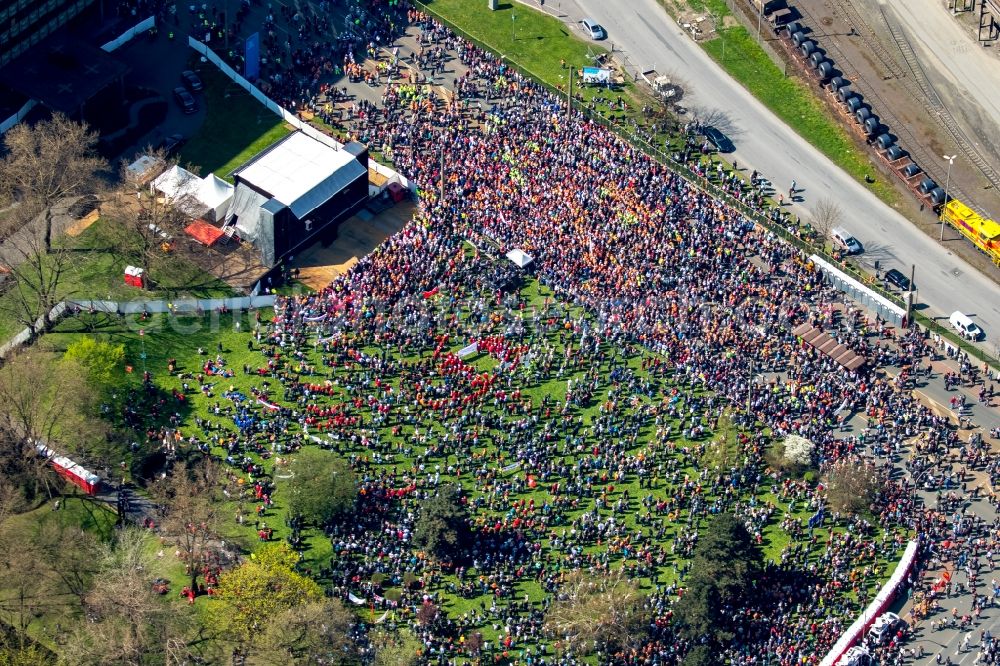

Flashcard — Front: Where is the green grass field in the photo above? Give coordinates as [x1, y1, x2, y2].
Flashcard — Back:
[177, 68, 292, 181]
[419, 0, 607, 86]
[28, 272, 904, 661]
[416, 0, 653, 128]
[0, 219, 233, 343]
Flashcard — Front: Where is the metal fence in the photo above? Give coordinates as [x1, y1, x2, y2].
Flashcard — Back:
[0, 295, 277, 359]
[810, 254, 906, 327]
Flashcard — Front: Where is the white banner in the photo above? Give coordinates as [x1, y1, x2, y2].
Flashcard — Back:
[456, 342, 479, 359]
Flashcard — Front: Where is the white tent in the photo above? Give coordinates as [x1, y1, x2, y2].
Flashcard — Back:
[505, 248, 534, 268]
[198, 173, 235, 222]
[152, 165, 234, 223]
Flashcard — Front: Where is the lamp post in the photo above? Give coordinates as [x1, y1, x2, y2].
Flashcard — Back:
[940, 154, 956, 242]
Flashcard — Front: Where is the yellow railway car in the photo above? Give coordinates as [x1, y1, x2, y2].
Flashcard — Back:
[941, 199, 1000, 267]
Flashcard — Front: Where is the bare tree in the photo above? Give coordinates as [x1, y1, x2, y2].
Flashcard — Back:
[0, 201, 82, 337]
[151, 458, 226, 592]
[96, 151, 200, 283]
[0, 113, 105, 254]
[0, 534, 51, 638]
[545, 569, 645, 655]
[823, 458, 883, 514]
[0, 351, 107, 495]
[809, 197, 844, 250]
[59, 528, 178, 665]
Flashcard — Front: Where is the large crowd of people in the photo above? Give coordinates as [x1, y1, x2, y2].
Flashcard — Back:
[106, 0, 1000, 663]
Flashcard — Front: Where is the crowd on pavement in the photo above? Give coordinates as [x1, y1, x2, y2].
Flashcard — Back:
[101, 0, 1000, 663]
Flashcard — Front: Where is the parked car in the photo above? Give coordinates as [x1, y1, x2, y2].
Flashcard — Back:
[949, 311, 983, 341]
[173, 87, 197, 114]
[884, 268, 911, 291]
[156, 133, 186, 155]
[181, 70, 203, 92]
[703, 126, 735, 153]
[581, 18, 607, 40]
[831, 226, 863, 255]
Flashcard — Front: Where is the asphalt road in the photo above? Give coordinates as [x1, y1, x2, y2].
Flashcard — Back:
[526, 0, 1000, 353]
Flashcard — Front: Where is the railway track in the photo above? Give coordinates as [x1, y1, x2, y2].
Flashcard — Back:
[877, 5, 1000, 197]
[793, 0, 976, 204]
[794, 0, 1000, 207]
[826, 0, 906, 81]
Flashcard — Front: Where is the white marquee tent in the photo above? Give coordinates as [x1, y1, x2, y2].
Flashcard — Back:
[505, 248, 534, 269]
[152, 165, 234, 223]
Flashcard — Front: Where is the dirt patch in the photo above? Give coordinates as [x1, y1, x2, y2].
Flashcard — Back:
[674, 9, 718, 41]
[293, 200, 414, 291]
[65, 210, 100, 237]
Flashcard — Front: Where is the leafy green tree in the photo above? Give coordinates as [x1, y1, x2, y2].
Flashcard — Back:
[544, 569, 645, 655]
[370, 628, 421, 666]
[0, 643, 54, 666]
[64, 337, 125, 388]
[683, 645, 715, 666]
[211, 543, 323, 651]
[286, 448, 356, 526]
[673, 513, 762, 645]
[253, 599, 355, 665]
[412, 483, 472, 561]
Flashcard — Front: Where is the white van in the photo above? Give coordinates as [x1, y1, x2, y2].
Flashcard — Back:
[867, 611, 901, 645]
[838, 646, 873, 666]
[949, 311, 983, 341]
[831, 227, 863, 254]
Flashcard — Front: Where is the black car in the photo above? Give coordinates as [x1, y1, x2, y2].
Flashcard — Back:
[885, 268, 912, 291]
[181, 70, 203, 92]
[156, 133, 186, 155]
[173, 87, 197, 114]
[703, 126, 735, 153]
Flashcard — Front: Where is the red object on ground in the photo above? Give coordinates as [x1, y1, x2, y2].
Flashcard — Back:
[387, 181, 406, 203]
[35, 444, 101, 495]
[184, 219, 225, 247]
[124, 265, 145, 288]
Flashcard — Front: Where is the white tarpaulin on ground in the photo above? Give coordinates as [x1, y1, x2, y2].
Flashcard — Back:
[127, 154, 165, 184]
[505, 248, 534, 268]
[456, 342, 479, 358]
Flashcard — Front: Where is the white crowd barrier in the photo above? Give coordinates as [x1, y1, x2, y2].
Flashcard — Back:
[0, 99, 38, 134]
[0, 295, 276, 359]
[819, 540, 919, 666]
[100, 15, 156, 52]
